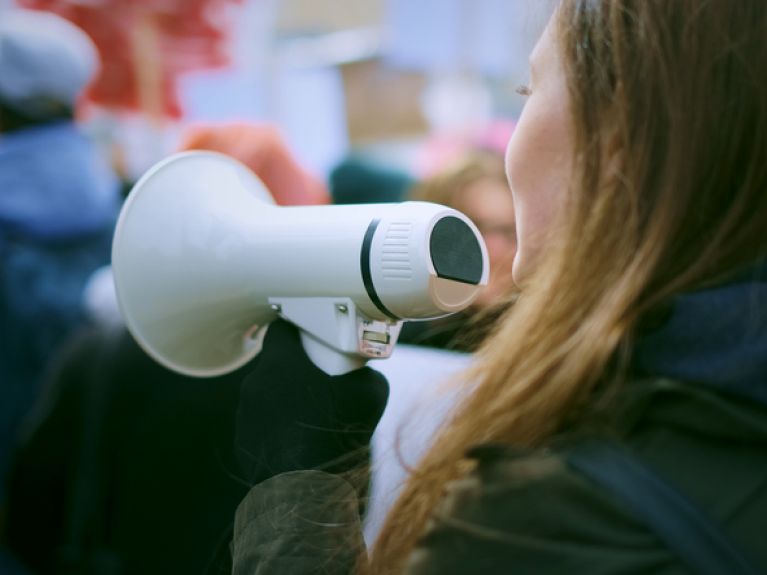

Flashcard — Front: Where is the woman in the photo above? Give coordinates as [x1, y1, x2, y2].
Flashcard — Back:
[230, 1, 767, 573]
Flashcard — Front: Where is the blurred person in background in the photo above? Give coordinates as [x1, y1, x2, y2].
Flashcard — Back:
[399, 148, 516, 351]
[4, 122, 329, 575]
[0, 7, 119, 530]
[222, 0, 767, 573]
[329, 156, 415, 205]
[179, 123, 331, 207]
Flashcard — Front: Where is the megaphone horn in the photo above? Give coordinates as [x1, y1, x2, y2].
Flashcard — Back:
[112, 151, 488, 376]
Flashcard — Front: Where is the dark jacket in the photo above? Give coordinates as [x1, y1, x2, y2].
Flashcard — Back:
[230, 271, 767, 574]
[5, 327, 252, 575]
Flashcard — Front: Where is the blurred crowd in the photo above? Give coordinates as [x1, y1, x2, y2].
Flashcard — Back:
[7, 2, 763, 574]
[0, 6, 518, 573]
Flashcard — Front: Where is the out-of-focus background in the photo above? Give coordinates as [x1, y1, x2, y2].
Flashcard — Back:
[1, 0, 553, 183]
[0, 2, 555, 573]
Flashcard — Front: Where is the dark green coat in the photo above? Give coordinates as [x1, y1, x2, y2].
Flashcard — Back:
[232, 377, 767, 574]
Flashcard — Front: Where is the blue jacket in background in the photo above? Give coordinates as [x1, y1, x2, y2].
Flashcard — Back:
[0, 121, 120, 501]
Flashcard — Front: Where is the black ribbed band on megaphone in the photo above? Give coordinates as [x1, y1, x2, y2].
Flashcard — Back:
[360, 218, 399, 321]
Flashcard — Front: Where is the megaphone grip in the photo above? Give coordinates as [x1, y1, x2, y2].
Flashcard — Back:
[235, 320, 389, 485]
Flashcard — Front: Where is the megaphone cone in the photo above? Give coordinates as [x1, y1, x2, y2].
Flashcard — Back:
[112, 152, 277, 376]
[113, 151, 488, 377]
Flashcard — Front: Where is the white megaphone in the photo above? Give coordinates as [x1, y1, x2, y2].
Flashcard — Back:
[112, 151, 488, 376]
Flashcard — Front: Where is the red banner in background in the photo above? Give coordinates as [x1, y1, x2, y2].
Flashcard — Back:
[19, 0, 242, 118]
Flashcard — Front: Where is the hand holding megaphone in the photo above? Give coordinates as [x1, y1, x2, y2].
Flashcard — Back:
[111, 151, 488, 375]
[235, 318, 389, 485]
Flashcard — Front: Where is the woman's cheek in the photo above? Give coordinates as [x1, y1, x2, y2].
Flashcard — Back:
[506, 123, 572, 281]
[506, 132, 538, 281]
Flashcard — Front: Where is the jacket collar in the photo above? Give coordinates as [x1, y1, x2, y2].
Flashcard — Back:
[633, 263, 767, 406]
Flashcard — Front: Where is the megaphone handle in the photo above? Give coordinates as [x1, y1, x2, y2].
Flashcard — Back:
[299, 330, 368, 376]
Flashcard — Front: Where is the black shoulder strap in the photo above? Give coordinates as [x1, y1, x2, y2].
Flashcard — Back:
[564, 440, 763, 575]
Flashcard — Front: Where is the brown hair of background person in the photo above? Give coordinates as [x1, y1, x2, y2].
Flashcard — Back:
[409, 150, 516, 309]
[370, 0, 767, 570]
[399, 150, 516, 350]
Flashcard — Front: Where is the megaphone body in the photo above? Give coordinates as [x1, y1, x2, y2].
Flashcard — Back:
[112, 152, 488, 376]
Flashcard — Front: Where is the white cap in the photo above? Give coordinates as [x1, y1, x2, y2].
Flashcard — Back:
[0, 9, 98, 116]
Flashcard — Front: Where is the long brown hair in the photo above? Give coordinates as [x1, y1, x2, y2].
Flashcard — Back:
[369, 1, 767, 571]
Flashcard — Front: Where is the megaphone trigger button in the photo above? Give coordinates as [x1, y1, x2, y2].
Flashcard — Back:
[362, 330, 390, 344]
